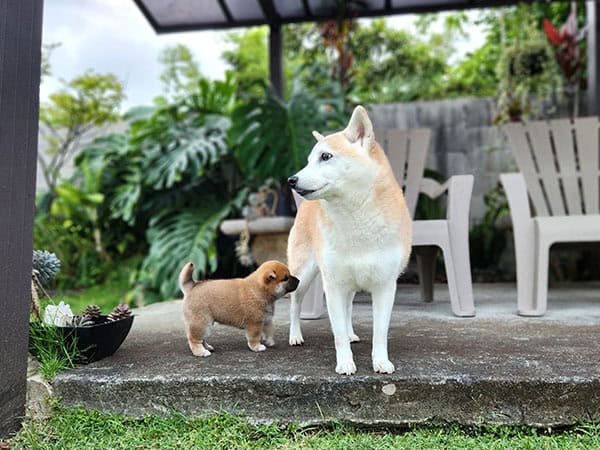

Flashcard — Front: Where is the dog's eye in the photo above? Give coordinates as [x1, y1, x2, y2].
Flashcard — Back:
[320, 152, 333, 162]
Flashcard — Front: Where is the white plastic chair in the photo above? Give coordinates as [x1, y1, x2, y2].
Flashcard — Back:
[296, 128, 475, 318]
[502, 117, 600, 316]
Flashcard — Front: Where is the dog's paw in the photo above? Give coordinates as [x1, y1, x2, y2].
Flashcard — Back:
[335, 359, 357, 375]
[264, 337, 275, 347]
[289, 334, 304, 346]
[193, 349, 211, 358]
[349, 333, 360, 343]
[204, 343, 214, 351]
[373, 358, 395, 374]
[249, 343, 267, 352]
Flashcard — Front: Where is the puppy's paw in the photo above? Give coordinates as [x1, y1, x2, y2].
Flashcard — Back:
[264, 337, 275, 347]
[335, 359, 357, 375]
[249, 343, 267, 352]
[349, 333, 360, 343]
[373, 358, 395, 374]
[289, 333, 304, 346]
[204, 343, 214, 351]
[192, 349, 211, 358]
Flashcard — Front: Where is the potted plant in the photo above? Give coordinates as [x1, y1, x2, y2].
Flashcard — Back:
[37, 302, 134, 363]
[495, 14, 563, 124]
[30, 249, 134, 365]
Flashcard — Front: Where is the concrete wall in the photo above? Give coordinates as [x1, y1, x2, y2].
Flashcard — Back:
[36, 122, 127, 193]
[369, 97, 516, 222]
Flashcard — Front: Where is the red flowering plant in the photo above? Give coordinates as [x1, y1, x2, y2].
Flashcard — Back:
[543, 7, 587, 116]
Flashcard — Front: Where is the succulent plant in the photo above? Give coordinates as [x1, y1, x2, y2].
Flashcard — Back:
[32, 250, 61, 288]
[82, 304, 101, 321]
[107, 303, 132, 322]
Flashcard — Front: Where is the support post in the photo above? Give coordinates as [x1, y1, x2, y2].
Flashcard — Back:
[269, 23, 283, 98]
[586, 1, 599, 115]
[0, 0, 44, 438]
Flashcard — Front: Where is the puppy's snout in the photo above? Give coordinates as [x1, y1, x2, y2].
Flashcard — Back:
[286, 276, 300, 293]
[287, 176, 298, 189]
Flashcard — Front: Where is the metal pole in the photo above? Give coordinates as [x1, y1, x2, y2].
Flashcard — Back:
[269, 23, 283, 98]
[0, 0, 43, 437]
[586, 1, 599, 116]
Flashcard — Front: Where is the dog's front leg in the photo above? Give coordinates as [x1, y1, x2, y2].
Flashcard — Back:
[371, 281, 397, 373]
[325, 283, 356, 375]
[289, 291, 304, 345]
[246, 323, 267, 352]
[262, 307, 275, 347]
[289, 260, 319, 346]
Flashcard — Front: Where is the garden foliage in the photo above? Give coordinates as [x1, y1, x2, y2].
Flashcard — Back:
[34, 3, 585, 298]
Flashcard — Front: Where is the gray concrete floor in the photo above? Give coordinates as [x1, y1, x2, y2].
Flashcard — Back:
[53, 283, 600, 426]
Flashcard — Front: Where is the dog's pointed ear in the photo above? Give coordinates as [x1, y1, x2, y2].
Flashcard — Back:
[312, 130, 325, 142]
[344, 105, 374, 152]
[265, 271, 277, 283]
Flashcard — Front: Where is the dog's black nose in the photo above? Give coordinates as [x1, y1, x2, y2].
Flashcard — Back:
[287, 176, 298, 188]
[287, 276, 300, 293]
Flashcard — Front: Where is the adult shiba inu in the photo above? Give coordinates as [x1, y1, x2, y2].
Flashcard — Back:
[286, 105, 412, 375]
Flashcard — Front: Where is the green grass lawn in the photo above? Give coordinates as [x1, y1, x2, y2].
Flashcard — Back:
[43, 265, 133, 316]
[6, 407, 600, 449]
[57, 276, 129, 315]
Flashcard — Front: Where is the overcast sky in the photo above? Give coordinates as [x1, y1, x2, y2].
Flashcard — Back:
[41, 1, 479, 111]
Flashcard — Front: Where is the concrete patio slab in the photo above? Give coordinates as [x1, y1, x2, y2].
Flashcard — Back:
[53, 283, 600, 427]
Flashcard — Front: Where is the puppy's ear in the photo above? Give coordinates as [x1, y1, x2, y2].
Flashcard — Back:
[265, 271, 277, 284]
[312, 130, 325, 142]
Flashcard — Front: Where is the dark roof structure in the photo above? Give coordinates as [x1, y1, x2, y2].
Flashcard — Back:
[134, 0, 543, 33]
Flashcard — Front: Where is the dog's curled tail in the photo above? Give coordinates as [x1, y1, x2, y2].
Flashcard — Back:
[179, 261, 195, 295]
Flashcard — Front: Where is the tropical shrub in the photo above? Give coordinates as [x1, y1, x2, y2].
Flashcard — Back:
[72, 74, 250, 299]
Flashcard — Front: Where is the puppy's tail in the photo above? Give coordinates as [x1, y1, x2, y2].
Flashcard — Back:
[179, 261, 195, 295]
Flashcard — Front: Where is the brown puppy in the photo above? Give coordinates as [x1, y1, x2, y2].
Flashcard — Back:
[179, 260, 299, 357]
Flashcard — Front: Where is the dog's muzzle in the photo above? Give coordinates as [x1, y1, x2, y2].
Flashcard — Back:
[288, 177, 315, 197]
[286, 276, 300, 293]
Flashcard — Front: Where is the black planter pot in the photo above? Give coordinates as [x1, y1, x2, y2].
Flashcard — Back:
[31, 315, 134, 364]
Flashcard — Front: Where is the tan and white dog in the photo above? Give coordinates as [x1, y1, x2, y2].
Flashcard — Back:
[286, 105, 412, 375]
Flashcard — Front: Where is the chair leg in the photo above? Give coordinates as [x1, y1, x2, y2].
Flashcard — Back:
[440, 241, 475, 317]
[448, 236, 475, 318]
[416, 246, 438, 302]
[531, 236, 551, 316]
[514, 224, 538, 316]
[300, 272, 325, 319]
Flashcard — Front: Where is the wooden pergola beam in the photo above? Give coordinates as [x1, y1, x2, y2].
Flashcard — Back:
[259, 0, 284, 98]
[269, 24, 283, 98]
[0, 0, 43, 438]
[587, 1, 599, 115]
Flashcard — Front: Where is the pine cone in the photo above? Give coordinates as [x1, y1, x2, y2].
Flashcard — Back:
[82, 304, 101, 321]
[32, 250, 61, 288]
[107, 304, 132, 322]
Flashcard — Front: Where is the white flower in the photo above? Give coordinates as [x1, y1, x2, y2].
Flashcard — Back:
[43, 301, 74, 327]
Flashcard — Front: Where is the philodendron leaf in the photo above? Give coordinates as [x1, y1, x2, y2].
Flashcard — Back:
[141, 188, 248, 299]
[229, 82, 345, 183]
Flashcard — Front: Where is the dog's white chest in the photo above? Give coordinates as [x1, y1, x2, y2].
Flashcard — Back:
[321, 219, 406, 291]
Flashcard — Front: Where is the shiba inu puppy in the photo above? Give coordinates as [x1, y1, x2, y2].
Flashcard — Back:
[179, 260, 299, 357]
[287, 105, 412, 375]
